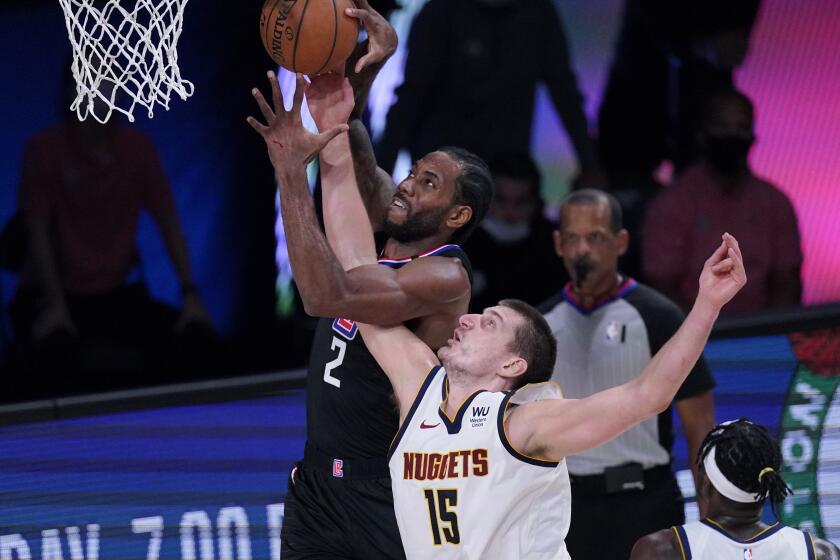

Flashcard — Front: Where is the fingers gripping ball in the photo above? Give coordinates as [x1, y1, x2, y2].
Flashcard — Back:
[260, 0, 360, 75]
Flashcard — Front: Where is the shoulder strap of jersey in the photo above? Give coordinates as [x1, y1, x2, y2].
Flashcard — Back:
[672, 525, 692, 560]
[377, 244, 473, 287]
[495, 391, 560, 468]
[803, 530, 817, 560]
[388, 365, 443, 460]
[433, 244, 473, 287]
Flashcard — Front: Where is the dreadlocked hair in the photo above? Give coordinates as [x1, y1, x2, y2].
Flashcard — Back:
[698, 418, 791, 518]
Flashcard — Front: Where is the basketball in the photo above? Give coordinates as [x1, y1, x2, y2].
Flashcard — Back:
[260, 0, 360, 75]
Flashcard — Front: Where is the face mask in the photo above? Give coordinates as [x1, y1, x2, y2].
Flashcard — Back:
[572, 258, 594, 289]
[704, 134, 752, 175]
[480, 215, 531, 244]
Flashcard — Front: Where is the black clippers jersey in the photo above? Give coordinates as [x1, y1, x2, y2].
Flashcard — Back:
[305, 244, 473, 460]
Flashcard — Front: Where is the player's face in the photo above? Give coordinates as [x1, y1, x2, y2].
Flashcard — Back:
[438, 306, 524, 376]
[384, 152, 462, 243]
[553, 202, 627, 293]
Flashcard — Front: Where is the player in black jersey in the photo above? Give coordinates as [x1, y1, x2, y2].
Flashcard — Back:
[248, 4, 493, 557]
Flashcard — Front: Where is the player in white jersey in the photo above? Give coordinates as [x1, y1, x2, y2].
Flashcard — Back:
[631, 419, 840, 559]
[247, 65, 747, 559]
[390, 364, 571, 559]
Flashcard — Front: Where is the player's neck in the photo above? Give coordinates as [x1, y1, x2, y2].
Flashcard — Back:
[706, 509, 767, 539]
[382, 234, 453, 260]
[442, 366, 508, 417]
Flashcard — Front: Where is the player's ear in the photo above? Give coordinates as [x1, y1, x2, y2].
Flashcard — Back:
[500, 356, 528, 380]
[447, 205, 472, 231]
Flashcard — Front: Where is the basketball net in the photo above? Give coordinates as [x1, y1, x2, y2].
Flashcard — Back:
[58, 0, 194, 123]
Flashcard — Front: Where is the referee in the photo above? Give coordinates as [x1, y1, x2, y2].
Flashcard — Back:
[540, 189, 715, 560]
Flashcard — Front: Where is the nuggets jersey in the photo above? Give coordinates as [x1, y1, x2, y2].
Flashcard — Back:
[305, 244, 472, 460]
[389, 366, 571, 559]
[674, 519, 817, 559]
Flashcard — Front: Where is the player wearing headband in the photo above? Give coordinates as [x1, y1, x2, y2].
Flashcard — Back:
[631, 419, 840, 559]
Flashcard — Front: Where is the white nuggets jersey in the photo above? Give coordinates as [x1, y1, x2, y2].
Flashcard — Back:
[388, 366, 571, 560]
[674, 519, 817, 559]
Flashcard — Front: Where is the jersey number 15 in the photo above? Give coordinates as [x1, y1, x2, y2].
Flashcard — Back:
[424, 489, 460, 546]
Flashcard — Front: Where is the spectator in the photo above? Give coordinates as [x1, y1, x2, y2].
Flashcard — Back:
[643, 89, 802, 315]
[598, 0, 762, 183]
[377, 0, 603, 187]
[463, 153, 567, 311]
[541, 189, 715, 560]
[8, 68, 213, 398]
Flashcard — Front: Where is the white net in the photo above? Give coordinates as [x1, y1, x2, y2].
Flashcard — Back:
[58, 0, 194, 123]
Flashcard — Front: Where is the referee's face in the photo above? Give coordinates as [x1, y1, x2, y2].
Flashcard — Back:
[554, 202, 628, 298]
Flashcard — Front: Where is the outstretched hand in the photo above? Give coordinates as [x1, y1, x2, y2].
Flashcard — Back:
[344, 0, 398, 74]
[307, 71, 354, 132]
[247, 71, 348, 172]
[697, 233, 747, 311]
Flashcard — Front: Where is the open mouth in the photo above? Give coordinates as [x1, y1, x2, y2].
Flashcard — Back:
[390, 196, 408, 212]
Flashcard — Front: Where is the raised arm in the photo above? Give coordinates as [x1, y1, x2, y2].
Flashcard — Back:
[304, 0, 398, 256]
[306, 72, 376, 270]
[509, 234, 746, 460]
[357, 320, 440, 422]
[247, 71, 356, 311]
[343, 0, 399, 231]
[247, 72, 437, 420]
[305, 74, 470, 328]
[347, 119, 395, 232]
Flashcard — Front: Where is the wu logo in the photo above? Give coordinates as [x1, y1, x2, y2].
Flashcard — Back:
[472, 406, 490, 417]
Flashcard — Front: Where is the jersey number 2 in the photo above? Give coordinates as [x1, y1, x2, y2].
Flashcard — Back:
[323, 337, 346, 388]
[423, 489, 460, 545]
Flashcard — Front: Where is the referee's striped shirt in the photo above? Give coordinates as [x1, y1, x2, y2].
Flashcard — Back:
[540, 278, 715, 476]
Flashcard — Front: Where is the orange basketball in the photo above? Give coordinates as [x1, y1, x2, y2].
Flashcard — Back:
[260, 0, 360, 75]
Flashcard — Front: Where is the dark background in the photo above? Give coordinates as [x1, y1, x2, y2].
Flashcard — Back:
[0, 0, 285, 373]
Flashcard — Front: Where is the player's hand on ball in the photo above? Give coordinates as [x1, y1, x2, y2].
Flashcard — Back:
[247, 71, 349, 170]
[697, 233, 747, 311]
[345, 0, 398, 73]
[307, 72, 354, 131]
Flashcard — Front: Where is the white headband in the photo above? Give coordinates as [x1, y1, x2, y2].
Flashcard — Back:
[704, 445, 762, 503]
